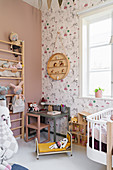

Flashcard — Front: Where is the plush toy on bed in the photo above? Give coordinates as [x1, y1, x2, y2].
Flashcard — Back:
[49, 138, 68, 149]
[0, 106, 18, 170]
[10, 81, 25, 113]
[0, 86, 9, 100]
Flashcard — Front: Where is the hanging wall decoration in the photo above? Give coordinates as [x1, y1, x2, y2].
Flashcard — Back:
[47, 32, 70, 80]
[47, 0, 52, 9]
[38, 0, 42, 9]
[58, 0, 63, 7]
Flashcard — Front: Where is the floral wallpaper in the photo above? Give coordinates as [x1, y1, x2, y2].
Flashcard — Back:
[41, 0, 112, 134]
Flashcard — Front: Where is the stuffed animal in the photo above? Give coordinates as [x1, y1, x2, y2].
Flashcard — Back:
[9, 32, 22, 57]
[28, 103, 33, 112]
[33, 102, 39, 112]
[49, 138, 68, 149]
[16, 62, 22, 69]
[10, 81, 25, 113]
[0, 106, 18, 170]
[0, 86, 9, 100]
[10, 81, 23, 96]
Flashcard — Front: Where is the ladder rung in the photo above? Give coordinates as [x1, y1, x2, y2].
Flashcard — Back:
[11, 118, 22, 123]
[11, 126, 22, 131]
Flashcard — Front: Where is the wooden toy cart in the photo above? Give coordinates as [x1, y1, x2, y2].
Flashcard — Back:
[35, 131, 72, 159]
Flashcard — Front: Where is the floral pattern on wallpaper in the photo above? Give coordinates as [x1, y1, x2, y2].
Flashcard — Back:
[42, 0, 113, 134]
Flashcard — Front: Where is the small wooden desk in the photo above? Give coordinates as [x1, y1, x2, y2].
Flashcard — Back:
[27, 108, 70, 142]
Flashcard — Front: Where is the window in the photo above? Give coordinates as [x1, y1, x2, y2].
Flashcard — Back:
[81, 9, 113, 98]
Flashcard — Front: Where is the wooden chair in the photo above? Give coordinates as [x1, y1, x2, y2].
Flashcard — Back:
[26, 113, 50, 143]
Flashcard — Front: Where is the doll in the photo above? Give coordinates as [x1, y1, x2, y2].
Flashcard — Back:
[33, 102, 39, 112]
[49, 138, 68, 149]
[28, 103, 33, 112]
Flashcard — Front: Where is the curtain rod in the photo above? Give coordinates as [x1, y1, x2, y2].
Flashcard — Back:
[77, 0, 113, 16]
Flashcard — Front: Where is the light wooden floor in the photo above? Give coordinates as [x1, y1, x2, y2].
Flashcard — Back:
[10, 133, 106, 170]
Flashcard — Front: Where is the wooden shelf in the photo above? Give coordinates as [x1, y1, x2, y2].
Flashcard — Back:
[6, 94, 14, 97]
[0, 49, 22, 55]
[47, 53, 70, 80]
[0, 57, 22, 63]
[71, 131, 87, 137]
[69, 121, 87, 126]
[0, 39, 24, 139]
[48, 66, 67, 68]
[50, 59, 65, 62]
[49, 73, 66, 75]
[0, 77, 22, 80]
[0, 68, 22, 72]
[0, 40, 22, 47]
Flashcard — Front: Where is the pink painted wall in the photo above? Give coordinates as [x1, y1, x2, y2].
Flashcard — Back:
[0, 0, 42, 135]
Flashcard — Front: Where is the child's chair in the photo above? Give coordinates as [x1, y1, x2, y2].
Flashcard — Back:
[26, 113, 50, 143]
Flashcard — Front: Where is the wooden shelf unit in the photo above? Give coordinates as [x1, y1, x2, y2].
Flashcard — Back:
[0, 40, 24, 139]
[69, 112, 91, 147]
[47, 53, 70, 80]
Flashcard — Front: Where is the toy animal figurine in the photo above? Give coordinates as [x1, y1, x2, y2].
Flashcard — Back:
[9, 64, 17, 73]
[59, 61, 64, 66]
[33, 102, 39, 112]
[16, 62, 22, 69]
[10, 81, 23, 97]
[10, 81, 25, 113]
[28, 103, 33, 112]
[49, 138, 68, 149]
[0, 86, 9, 100]
[0, 106, 18, 170]
[9, 32, 22, 57]
[53, 63, 57, 67]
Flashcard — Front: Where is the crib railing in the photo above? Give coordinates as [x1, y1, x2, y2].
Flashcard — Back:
[87, 108, 113, 170]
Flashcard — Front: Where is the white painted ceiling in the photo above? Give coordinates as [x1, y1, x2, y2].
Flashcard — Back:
[23, 0, 39, 9]
[23, 0, 59, 10]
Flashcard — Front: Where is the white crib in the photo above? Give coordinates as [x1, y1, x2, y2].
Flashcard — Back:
[87, 108, 113, 170]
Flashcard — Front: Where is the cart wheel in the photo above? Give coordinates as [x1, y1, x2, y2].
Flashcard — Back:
[37, 157, 39, 160]
[71, 154, 72, 156]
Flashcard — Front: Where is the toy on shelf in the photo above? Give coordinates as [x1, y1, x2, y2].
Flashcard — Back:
[10, 81, 25, 113]
[0, 86, 9, 100]
[40, 97, 47, 105]
[33, 102, 39, 112]
[48, 105, 53, 112]
[2, 62, 9, 68]
[9, 64, 18, 73]
[69, 111, 91, 147]
[53, 63, 57, 67]
[9, 32, 22, 57]
[40, 97, 47, 111]
[28, 103, 33, 112]
[59, 61, 64, 66]
[16, 62, 22, 69]
[71, 116, 78, 123]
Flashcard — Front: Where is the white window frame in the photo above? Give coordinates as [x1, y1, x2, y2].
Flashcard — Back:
[79, 3, 113, 98]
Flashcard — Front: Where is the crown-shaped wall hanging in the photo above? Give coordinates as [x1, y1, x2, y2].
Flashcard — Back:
[38, 0, 76, 10]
